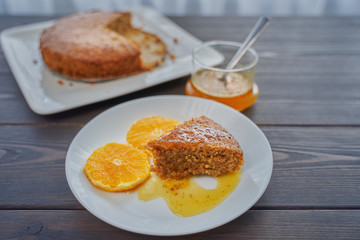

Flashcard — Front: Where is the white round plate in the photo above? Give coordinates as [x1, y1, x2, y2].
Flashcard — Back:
[65, 95, 273, 236]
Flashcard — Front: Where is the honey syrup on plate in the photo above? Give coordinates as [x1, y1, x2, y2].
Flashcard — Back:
[137, 169, 242, 217]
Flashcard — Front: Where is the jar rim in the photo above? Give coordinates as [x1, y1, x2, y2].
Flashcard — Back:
[192, 40, 259, 73]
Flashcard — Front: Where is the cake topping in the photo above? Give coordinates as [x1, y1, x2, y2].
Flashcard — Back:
[151, 116, 242, 150]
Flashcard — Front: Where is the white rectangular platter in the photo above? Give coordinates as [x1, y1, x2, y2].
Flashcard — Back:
[0, 7, 203, 114]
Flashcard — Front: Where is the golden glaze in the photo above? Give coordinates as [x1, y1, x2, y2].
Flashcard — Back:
[138, 170, 242, 217]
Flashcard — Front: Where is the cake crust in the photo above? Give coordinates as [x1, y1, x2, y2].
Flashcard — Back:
[146, 116, 244, 179]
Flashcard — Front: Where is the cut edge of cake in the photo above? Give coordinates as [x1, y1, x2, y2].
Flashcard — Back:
[106, 12, 167, 71]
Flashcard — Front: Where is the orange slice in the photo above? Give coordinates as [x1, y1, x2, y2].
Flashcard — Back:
[84, 143, 150, 192]
[126, 116, 180, 149]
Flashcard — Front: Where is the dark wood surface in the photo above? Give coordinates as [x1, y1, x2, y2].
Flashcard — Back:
[1, 15, 360, 239]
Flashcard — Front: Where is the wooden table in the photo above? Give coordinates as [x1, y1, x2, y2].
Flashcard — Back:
[1, 15, 360, 239]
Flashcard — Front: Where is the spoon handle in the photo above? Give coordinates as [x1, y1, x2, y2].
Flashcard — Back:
[226, 17, 270, 70]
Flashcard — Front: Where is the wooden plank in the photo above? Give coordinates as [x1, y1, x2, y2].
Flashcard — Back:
[2, 71, 359, 104]
[172, 17, 360, 75]
[0, 56, 9, 74]
[244, 101, 360, 126]
[2, 47, 360, 75]
[258, 127, 360, 208]
[1, 73, 359, 125]
[1, 125, 359, 209]
[0, 125, 82, 209]
[6, 47, 360, 75]
[1, 17, 360, 75]
[0, 210, 359, 239]
[171, 16, 360, 39]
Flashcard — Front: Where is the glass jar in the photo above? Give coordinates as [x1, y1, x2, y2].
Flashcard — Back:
[185, 41, 259, 111]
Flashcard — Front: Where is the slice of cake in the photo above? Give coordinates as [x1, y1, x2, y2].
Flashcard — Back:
[145, 116, 244, 179]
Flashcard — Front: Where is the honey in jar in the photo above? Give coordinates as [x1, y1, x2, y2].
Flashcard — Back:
[185, 41, 259, 111]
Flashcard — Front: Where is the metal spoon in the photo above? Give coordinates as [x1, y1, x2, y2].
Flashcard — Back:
[220, 17, 270, 83]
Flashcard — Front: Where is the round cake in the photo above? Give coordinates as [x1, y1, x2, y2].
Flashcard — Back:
[40, 11, 167, 80]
